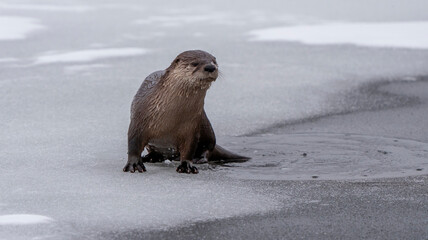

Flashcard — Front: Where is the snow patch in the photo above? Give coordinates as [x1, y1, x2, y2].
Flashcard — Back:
[249, 21, 428, 49]
[135, 13, 244, 27]
[0, 16, 45, 40]
[64, 64, 109, 75]
[0, 3, 92, 12]
[0, 214, 53, 225]
[34, 48, 149, 64]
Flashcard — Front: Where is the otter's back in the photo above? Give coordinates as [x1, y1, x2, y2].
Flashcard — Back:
[131, 70, 165, 113]
[136, 70, 165, 98]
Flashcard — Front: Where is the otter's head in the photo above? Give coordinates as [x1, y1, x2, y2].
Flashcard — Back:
[165, 50, 218, 89]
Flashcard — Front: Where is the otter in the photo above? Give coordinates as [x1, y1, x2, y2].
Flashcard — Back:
[123, 50, 249, 174]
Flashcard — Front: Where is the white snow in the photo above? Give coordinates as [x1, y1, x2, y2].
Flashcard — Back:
[136, 15, 222, 25]
[0, 3, 92, 12]
[249, 21, 428, 49]
[0, 16, 45, 40]
[135, 13, 245, 27]
[0, 214, 53, 225]
[34, 48, 149, 64]
[64, 64, 109, 75]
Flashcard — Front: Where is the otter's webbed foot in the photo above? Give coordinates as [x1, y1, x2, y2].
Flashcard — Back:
[176, 161, 198, 174]
[123, 161, 146, 173]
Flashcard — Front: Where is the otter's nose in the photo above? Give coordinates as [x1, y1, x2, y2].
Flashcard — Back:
[204, 65, 217, 73]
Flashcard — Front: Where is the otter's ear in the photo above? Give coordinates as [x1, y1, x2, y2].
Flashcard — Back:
[175, 59, 180, 64]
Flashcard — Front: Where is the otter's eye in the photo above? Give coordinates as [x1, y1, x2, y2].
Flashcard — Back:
[175, 59, 180, 64]
[213, 60, 217, 65]
[191, 62, 199, 67]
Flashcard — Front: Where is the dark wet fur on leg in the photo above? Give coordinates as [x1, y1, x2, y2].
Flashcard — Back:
[193, 157, 208, 164]
[140, 151, 165, 163]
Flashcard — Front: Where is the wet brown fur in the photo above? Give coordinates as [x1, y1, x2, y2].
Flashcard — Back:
[123, 50, 248, 174]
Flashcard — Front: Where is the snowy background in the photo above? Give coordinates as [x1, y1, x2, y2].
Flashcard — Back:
[1, 0, 428, 239]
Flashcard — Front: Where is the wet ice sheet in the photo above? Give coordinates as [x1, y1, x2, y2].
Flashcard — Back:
[220, 133, 428, 180]
[249, 21, 428, 49]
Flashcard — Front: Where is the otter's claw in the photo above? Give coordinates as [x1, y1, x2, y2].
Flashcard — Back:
[176, 161, 198, 174]
[123, 162, 146, 173]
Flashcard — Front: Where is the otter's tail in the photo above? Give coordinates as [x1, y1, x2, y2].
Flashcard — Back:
[206, 144, 250, 163]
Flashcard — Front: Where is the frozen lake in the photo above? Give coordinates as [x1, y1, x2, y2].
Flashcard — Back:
[1, 0, 428, 239]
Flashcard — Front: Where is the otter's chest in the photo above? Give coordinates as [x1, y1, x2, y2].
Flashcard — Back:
[145, 91, 204, 127]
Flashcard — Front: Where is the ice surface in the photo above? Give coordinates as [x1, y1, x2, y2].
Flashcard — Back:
[249, 21, 428, 49]
[34, 48, 149, 64]
[0, 214, 53, 225]
[0, 58, 18, 63]
[0, 16, 45, 40]
[1, 0, 428, 239]
[0, 166, 280, 238]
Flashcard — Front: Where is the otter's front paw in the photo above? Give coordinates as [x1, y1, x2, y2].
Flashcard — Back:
[176, 161, 198, 174]
[123, 162, 146, 173]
